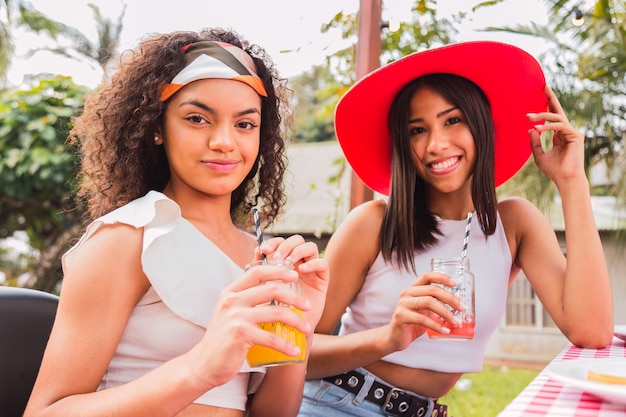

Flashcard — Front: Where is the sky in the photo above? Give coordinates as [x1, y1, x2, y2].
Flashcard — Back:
[6, 0, 558, 88]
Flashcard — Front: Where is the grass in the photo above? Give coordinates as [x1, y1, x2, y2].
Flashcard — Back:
[438, 364, 541, 417]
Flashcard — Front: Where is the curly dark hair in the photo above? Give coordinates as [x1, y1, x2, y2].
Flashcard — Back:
[69, 28, 291, 228]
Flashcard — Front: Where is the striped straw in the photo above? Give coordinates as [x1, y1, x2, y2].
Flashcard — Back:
[461, 212, 473, 259]
[252, 208, 267, 263]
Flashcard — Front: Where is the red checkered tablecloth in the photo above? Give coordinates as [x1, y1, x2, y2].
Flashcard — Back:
[498, 337, 626, 416]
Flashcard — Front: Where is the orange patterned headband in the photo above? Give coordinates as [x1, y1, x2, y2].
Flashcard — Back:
[159, 41, 268, 101]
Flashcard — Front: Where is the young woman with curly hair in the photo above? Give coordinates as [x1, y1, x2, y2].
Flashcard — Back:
[24, 28, 329, 417]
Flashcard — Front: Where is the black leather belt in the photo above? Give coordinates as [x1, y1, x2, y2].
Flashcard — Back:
[323, 370, 448, 417]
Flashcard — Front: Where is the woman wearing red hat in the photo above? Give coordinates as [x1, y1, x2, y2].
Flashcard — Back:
[298, 41, 613, 417]
[23, 28, 329, 417]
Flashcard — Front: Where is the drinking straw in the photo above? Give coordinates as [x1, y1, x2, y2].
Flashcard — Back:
[252, 207, 267, 264]
[461, 212, 473, 259]
[253, 208, 276, 306]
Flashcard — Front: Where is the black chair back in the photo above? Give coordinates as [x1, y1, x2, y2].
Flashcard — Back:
[0, 286, 59, 417]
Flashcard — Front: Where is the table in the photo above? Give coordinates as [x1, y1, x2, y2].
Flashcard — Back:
[498, 336, 626, 416]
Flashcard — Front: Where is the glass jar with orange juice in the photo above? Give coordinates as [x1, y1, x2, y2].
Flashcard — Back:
[245, 259, 307, 367]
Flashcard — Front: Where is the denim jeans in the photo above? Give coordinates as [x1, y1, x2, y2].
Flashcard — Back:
[297, 368, 441, 417]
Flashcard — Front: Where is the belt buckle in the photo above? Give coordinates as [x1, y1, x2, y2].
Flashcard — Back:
[380, 388, 411, 416]
[382, 387, 425, 417]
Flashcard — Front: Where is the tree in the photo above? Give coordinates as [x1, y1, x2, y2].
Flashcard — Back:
[0, 2, 125, 291]
[23, 2, 126, 77]
[1, 0, 64, 81]
[287, 1, 465, 235]
[290, 65, 341, 143]
[475, 0, 626, 210]
[0, 76, 88, 291]
[1, 1, 125, 83]
[291, 0, 460, 144]
[0, 0, 12, 78]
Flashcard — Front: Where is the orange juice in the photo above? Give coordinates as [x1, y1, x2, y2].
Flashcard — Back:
[247, 307, 307, 367]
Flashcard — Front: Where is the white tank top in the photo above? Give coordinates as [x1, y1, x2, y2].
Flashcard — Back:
[62, 191, 265, 410]
[338, 212, 511, 373]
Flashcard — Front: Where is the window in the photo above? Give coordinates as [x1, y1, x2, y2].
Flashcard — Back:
[505, 240, 565, 329]
[506, 273, 557, 328]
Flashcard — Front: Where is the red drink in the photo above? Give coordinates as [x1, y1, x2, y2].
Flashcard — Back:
[426, 315, 475, 340]
[426, 257, 475, 340]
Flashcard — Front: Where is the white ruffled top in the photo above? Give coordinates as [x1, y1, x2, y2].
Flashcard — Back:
[62, 190, 265, 410]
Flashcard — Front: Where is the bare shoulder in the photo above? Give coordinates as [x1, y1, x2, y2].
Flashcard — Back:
[319, 200, 387, 333]
[57, 222, 150, 357]
[31, 223, 151, 402]
[498, 197, 545, 230]
[498, 196, 555, 260]
[63, 222, 149, 304]
[67, 223, 143, 270]
[342, 198, 387, 230]
[334, 199, 387, 247]
[326, 199, 386, 269]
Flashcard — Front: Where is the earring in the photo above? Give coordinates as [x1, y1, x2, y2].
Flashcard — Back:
[154, 135, 159, 143]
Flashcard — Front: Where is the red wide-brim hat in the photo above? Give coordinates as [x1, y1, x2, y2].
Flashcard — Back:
[334, 40, 548, 195]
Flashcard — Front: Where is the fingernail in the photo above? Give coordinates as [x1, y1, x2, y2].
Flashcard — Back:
[272, 251, 283, 260]
[527, 113, 536, 117]
[441, 327, 451, 334]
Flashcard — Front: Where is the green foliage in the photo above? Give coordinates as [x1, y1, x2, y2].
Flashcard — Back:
[1, 1, 125, 84]
[380, 0, 458, 64]
[22, 2, 126, 74]
[0, 2, 125, 290]
[18, 2, 67, 37]
[440, 365, 540, 417]
[291, 66, 341, 143]
[482, 0, 625, 204]
[0, 76, 87, 249]
[322, 155, 348, 233]
[0, 0, 16, 79]
[1, 0, 79, 82]
[290, 0, 461, 145]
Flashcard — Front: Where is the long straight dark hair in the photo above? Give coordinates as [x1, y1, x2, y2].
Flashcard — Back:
[381, 73, 498, 273]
